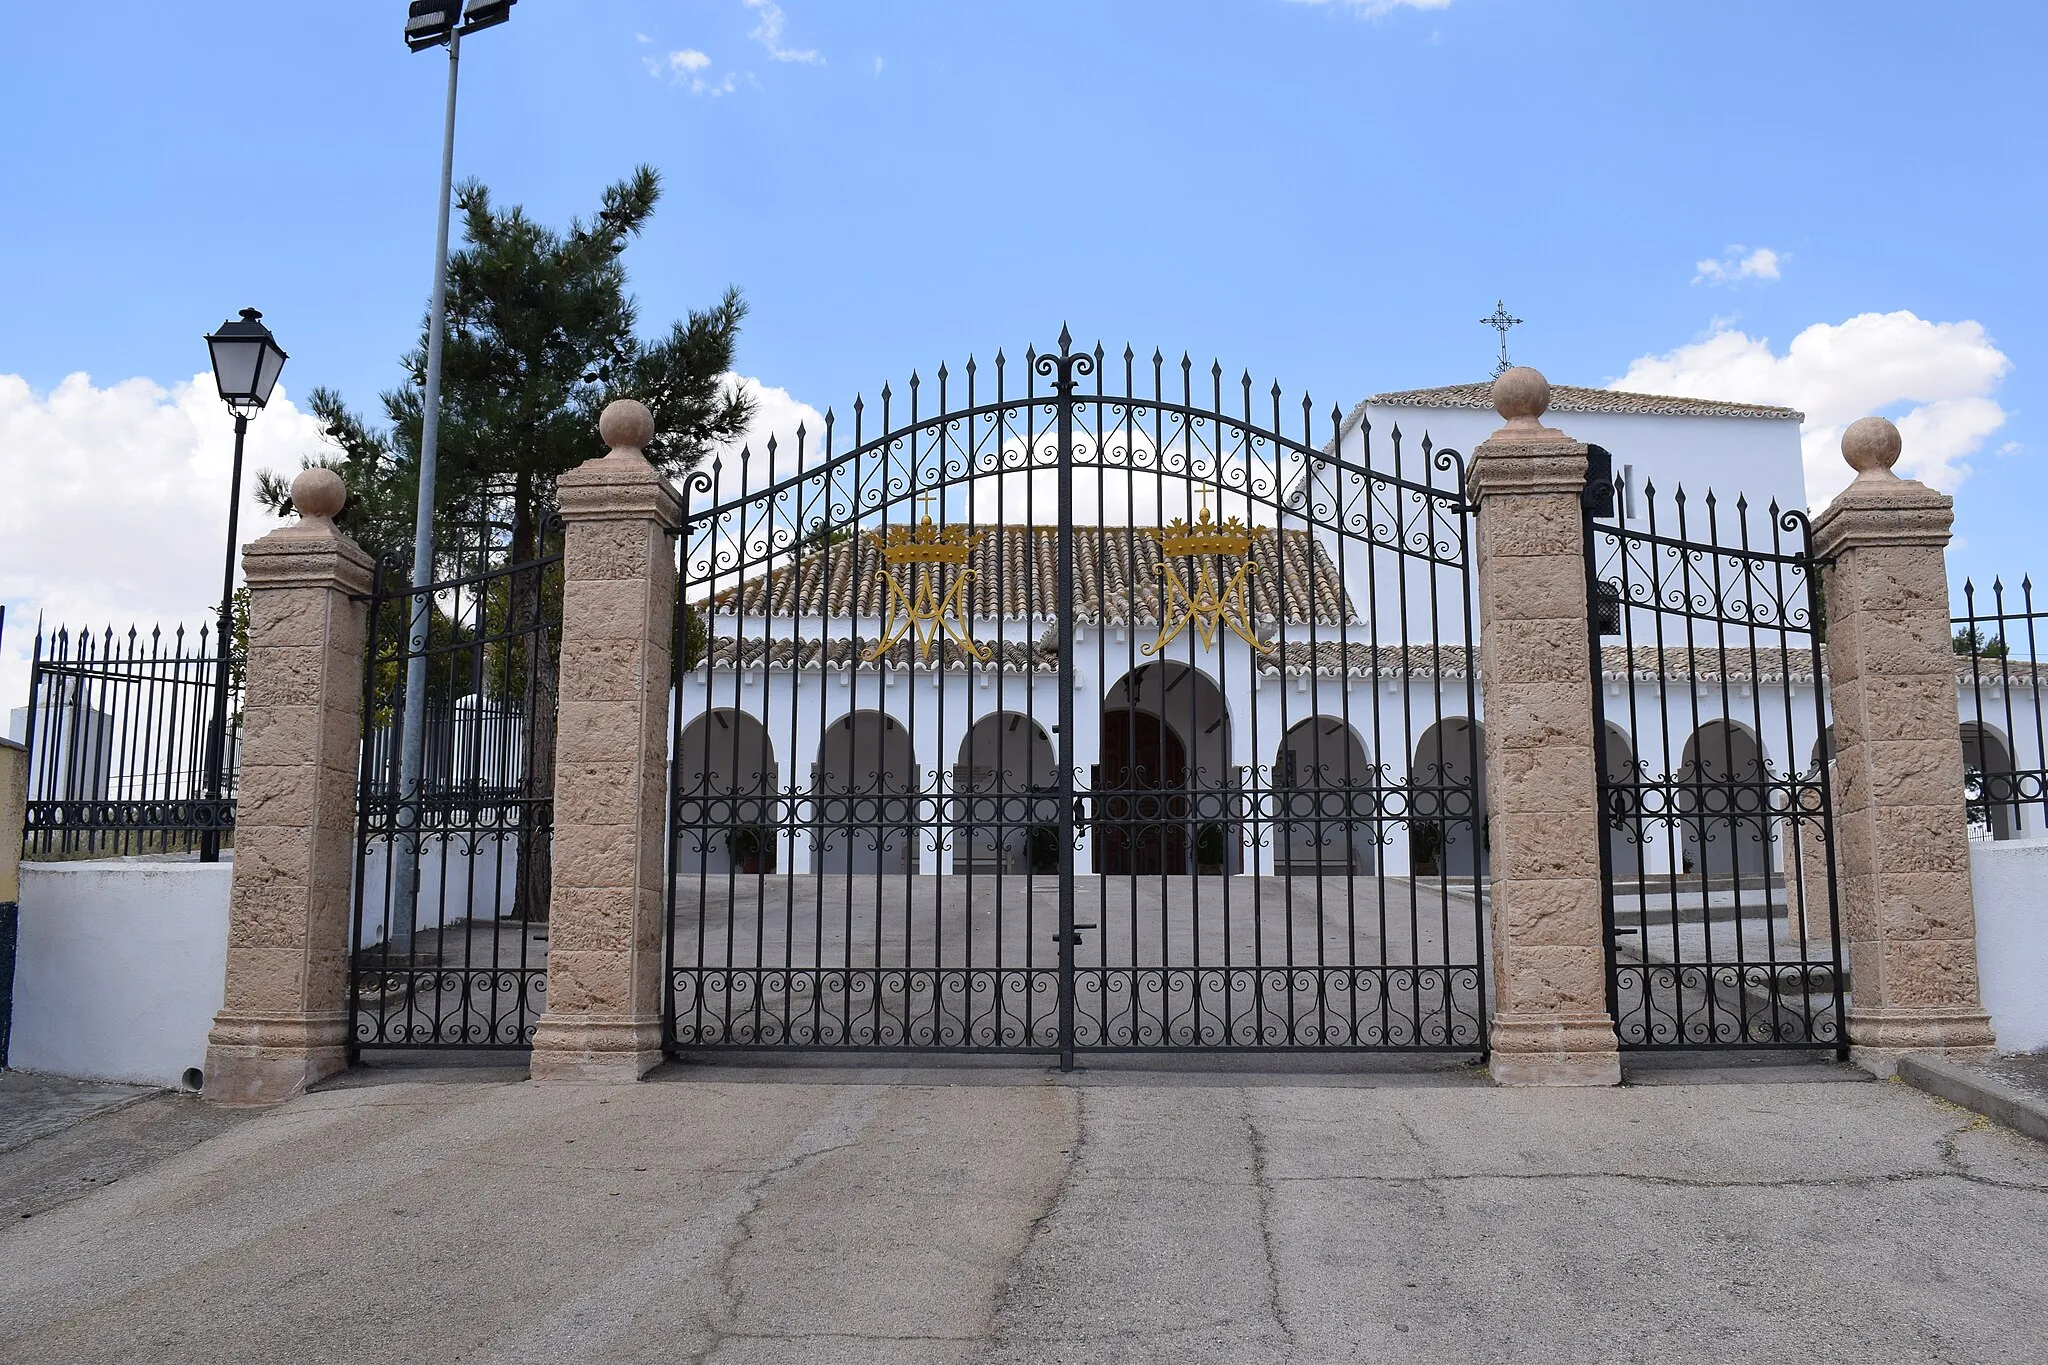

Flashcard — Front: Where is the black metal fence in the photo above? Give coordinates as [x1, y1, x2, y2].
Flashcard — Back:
[17, 622, 240, 859]
[348, 523, 562, 1051]
[1584, 479, 1844, 1051]
[667, 335, 1488, 1064]
[1954, 576, 2048, 841]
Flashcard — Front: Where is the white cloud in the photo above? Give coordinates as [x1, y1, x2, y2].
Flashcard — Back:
[0, 370, 318, 710]
[872, 56, 884, 76]
[1612, 311, 2012, 507]
[646, 48, 741, 96]
[1693, 245, 1784, 286]
[1283, 0, 1454, 15]
[743, 0, 821, 64]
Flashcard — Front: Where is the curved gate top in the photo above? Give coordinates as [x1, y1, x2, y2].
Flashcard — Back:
[667, 332, 1487, 1066]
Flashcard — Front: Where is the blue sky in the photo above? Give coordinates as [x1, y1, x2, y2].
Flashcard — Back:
[1, 0, 2043, 682]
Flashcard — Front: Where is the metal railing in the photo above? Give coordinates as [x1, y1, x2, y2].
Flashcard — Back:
[17, 622, 240, 859]
[1954, 577, 2048, 841]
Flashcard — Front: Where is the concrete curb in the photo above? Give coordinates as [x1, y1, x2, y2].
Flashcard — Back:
[1897, 1054, 2048, 1146]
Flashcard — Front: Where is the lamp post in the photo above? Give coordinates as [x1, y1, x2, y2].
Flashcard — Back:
[391, 0, 517, 950]
[201, 308, 288, 865]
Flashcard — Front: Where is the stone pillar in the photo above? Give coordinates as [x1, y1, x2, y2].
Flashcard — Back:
[1466, 368, 1622, 1086]
[203, 470, 373, 1105]
[528, 400, 681, 1081]
[1811, 417, 1997, 1076]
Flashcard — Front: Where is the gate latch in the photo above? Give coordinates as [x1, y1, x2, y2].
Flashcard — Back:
[1584, 444, 1615, 517]
[1053, 922, 1097, 946]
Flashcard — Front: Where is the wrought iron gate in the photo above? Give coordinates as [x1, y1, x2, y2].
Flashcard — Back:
[667, 333, 1487, 1064]
[1582, 470, 1846, 1052]
[348, 521, 561, 1051]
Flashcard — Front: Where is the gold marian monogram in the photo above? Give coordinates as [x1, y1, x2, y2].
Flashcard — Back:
[863, 497, 992, 663]
[1144, 503, 1275, 657]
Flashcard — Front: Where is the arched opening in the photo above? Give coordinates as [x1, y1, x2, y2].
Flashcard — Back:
[954, 712, 1059, 875]
[1960, 721, 2019, 841]
[1602, 722, 1643, 880]
[1274, 717, 1378, 875]
[675, 710, 779, 874]
[1677, 720, 1773, 882]
[813, 711, 919, 874]
[1410, 718, 1486, 877]
[1095, 662, 1235, 875]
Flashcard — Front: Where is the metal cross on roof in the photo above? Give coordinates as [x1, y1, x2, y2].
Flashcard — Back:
[1481, 299, 1523, 377]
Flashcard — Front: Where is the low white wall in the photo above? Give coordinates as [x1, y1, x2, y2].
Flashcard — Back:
[10, 860, 231, 1087]
[1972, 837, 2048, 1053]
[355, 833, 519, 945]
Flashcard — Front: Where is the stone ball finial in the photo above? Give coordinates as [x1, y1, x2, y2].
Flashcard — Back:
[1842, 415, 1903, 481]
[1492, 366, 1550, 423]
[600, 398, 655, 453]
[290, 467, 346, 523]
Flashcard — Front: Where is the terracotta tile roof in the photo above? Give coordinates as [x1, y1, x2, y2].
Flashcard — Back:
[1360, 383, 1804, 423]
[1255, 643, 1475, 678]
[706, 634, 1059, 672]
[710, 524, 1357, 625]
[700, 631, 2002, 689]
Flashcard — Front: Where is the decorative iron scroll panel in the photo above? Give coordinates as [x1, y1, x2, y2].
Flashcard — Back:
[348, 522, 561, 1051]
[669, 334, 1487, 1064]
[1584, 478, 1845, 1052]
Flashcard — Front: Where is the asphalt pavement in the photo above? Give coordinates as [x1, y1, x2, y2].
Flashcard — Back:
[0, 1055, 2044, 1364]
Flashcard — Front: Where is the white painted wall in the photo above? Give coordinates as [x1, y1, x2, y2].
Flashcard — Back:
[1970, 837, 2048, 1052]
[10, 860, 230, 1087]
[1353, 402, 1807, 520]
[355, 833, 520, 947]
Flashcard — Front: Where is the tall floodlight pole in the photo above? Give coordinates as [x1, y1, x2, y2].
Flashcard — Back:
[202, 309, 288, 866]
[392, 0, 516, 952]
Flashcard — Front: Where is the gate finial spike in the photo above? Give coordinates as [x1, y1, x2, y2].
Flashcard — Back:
[1058, 322, 1072, 351]
[994, 348, 1005, 368]
[936, 362, 947, 382]
[1123, 343, 1135, 364]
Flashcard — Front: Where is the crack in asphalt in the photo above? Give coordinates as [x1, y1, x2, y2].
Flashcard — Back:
[469, 1087, 883, 1365]
[1243, 1095, 1298, 1350]
[974, 1086, 1086, 1364]
[688, 1089, 885, 1365]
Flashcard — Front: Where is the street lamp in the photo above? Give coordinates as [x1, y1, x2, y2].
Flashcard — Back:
[201, 307, 288, 864]
[392, 0, 517, 950]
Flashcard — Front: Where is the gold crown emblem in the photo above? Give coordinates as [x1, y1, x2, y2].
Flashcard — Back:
[1150, 505, 1254, 559]
[871, 514, 981, 566]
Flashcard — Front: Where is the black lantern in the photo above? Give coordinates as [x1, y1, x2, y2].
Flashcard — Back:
[196, 307, 285, 862]
[204, 308, 288, 418]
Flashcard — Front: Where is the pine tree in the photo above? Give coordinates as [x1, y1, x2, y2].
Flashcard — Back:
[262, 165, 752, 921]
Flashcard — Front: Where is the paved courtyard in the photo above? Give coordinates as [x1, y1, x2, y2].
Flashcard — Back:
[1, 1057, 2045, 1363]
